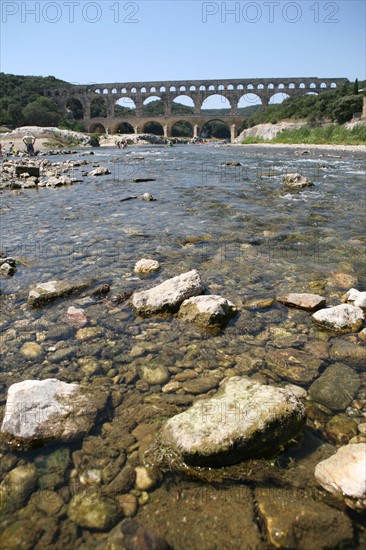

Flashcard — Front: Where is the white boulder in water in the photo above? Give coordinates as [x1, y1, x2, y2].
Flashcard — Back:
[160, 377, 306, 466]
[1, 379, 108, 449]
[178, 295, 237, 327]
[312, 303, 364, 333]
[132, 269, 204, 314]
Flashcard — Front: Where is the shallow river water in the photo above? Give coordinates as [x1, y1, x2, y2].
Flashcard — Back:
[0, 144, 365, 549]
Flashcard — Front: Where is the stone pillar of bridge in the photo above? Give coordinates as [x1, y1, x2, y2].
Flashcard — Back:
[230, 124, 237, 144]
[193, 125, 199, 138]
[106, 100, 114, 118]
[163, 95, 172, 116]
[194, 95, 202, 115]
[134, 126, 141, 134]
[135, 97, 143, 117]
[229, 98, 238, 116]
[83, 100, 91, 120]
[164, 125, 169, 138]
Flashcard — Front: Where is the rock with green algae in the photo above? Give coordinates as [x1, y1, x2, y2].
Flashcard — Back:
[0, 465, 37, 514]
[28, 279, 91, 307]
[68, 488, 121, 530]
[159, 376, 306, 467]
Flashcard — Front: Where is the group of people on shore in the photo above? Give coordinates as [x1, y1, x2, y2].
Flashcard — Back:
[116, 139, 128, 149]
[0, 133, 36, 157]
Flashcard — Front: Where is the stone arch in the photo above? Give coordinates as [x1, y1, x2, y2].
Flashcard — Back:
[121, 87, 127, 94]
[103, 88, 109, 94]
[299, 83, 306, 89]
[288, 83, 296, 89]
[269, 92, 290, 104]
[268, 83, 274, 89]
[141, 87, 147, 93]
[95, 88, 101, 94]
[171, 120, 194, 137]
[170, 86, 176, 92]
[66, 98, 83, 119]
[306, 92, 318, 96]
[208, 85, 215, 91]
[218, 84, 224, 91]
[115, 122, 134, 134]
[278, 83, 285, 89]
[201, 93, 231, 111]
[199, 85, 206, 91]
[143, 121, 164, 135]
[90, 96, 107, 117]
[330, 82, 337, 88]
[238, 93, 262, 108]
[310, 83, 317, 89]
[142, 96, 164, 116]
[115, 97, 136, 116]
[179, 85, 186, 92]
[150, 86, 156, 93]
[160, 86, 166, 92]
[131, 87, 137, 93]
[190, 85, 196, 91]
[237, 84, 244, 90]
[227, 84, 234, 90]
[247, 84, 254, 90]
[112, 88, 117, 94]
[172, 94, 195, 115]
[257, 84, 264, 90]
[89, 123, 106, 133]
[200, 119, 230, 139]
[320, 82, 327, 88]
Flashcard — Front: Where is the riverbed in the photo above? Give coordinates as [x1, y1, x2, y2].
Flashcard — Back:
[0, 144, 365, 549]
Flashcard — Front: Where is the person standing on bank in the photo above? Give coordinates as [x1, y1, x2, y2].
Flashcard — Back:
[22, 133, 36, 156]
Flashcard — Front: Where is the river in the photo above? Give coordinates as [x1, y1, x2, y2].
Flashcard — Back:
[0, 144, 365, 549]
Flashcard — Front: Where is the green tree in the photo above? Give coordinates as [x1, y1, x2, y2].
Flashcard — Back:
[333, 95, 363, 124]
[353, 79, 359, 95]
[23, 97, 61, 126]
[7, 103, 25, 127]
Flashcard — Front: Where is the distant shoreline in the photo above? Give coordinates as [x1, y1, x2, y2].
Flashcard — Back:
[233, 142, 366, 153]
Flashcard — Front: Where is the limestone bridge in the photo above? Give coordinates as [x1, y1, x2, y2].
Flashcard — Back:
[44, 77, 348, 141]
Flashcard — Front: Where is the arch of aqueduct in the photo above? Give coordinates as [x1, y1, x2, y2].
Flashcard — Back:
[44, 77, 348, 141]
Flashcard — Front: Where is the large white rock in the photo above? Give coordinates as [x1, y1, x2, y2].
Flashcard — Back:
[344, 288, 366, 309]
[132, 269, 204, 315]
[178, 295, 237, 327]
[160, 377, 306, 466]
[1, 379, 108, 449]
[312, 304, 364, 333]
[315, 443, 366, 510]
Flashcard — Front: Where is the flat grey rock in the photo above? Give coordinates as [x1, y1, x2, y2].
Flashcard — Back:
[1, 379, 108, 449]
[160, 376, 306, 466]
[277, 292, 326, 311]
[132, 269, 204, 315]
[28, 279, 90, 307]
[308, 363, 360, 411]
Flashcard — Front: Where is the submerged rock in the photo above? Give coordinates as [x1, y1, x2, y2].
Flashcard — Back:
[344, 288, 366, 309]
[134, 258, 160, 275]
[178, 295, 237, 328]
[256, 487, 353, 549]
[63, 305, 88, 328]
[266, 348, 323, 384]
[1, 379, 108, 449]
[312, 304, 364, 333]
[132, 269, 204, 315]
[330, 339, 366, 370]
[28, 279, 90, 307]
[283, 173, 313, 187]
[315, 443, 366, 510]
[68, 488, 120, 530]
[308, 363, 360, 411]
[160, 377, 306, 466]
[277, 292, 326, 311]
[0, 465, 37, 514]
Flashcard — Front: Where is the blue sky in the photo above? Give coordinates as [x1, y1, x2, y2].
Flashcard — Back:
[1, 1, 365, 86]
